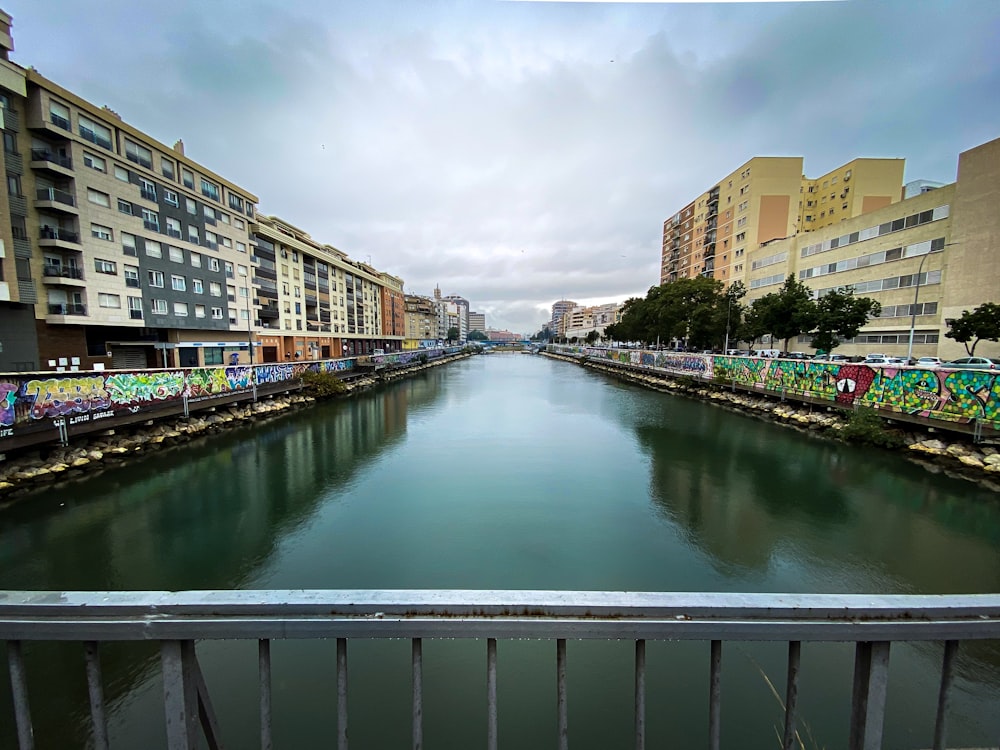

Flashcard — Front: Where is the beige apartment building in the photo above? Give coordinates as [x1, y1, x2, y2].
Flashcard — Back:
[741, 136, 1000, 360]
[661, 156, 904, 289]
[558, 302, 621, 340]
[252, 215, 405, 361]
[404, 294, 438, 349]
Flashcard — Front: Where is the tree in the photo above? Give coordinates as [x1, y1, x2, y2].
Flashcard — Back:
[945, 303, 1000, 355]
[809, 288, 881, 353]
[761, 275, 818, 352]
[585, 330, 599, 345]
[447, 327, 459, 344]
[468, 330, 487, 341]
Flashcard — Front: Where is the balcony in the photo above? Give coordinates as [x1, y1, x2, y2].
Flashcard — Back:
[49, 113, 70, 131]
[35, 186, 78, 214]
[29, 148, 73, 176]
[258, 304, 280, 320]
[1, 106, 19, 131]
[38, 227, 82, 249]
[79, 126, 112, 151]
[46, 302, 87, 319]
[42, 265, 86, 286]
[254, 265, 277, 281]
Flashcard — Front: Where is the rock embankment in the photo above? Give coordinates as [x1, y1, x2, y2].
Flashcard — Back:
[543, 351, 1000, 488]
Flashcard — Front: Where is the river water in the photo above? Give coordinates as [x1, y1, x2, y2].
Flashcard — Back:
[1, 354, 999, 748]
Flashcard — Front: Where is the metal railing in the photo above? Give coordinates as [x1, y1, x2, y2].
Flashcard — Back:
[2, 590, 999, 750]
[35, 186, 75, 206]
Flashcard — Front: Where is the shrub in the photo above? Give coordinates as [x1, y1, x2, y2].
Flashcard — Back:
[839, 407, 903, 449]
[417, 353, 429, 365]
[300, 370, 347, 399]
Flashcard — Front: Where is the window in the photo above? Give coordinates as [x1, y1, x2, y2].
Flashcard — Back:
[49, 100, 71, 130]
[190, 252, 202, 268]
[148, 270, 164, 287]
[236, 241, 247, 254]
[128, 296, 143, 319]
[208, 258, 220, 272]
[79, 115, 112, 149]
[87, 189, 110, 208]
[738, 200, 748, 212]
[166, 217, 182, 238]
[195, 304, 206, 318]
[6, 173, 19, 197]
[205, 231, 218, 249]
[114, 165, 130, 182]
[118, 199, 133, 215]
[240, 309, 249, 321]
[221, 236, 232, 248]
[122, 233, 137, 256]
[83, 152, 106, 172]
[94, 258, 117, 275]
[2, 132, 14, 154]
[218, 212, 230, 225]
[140, 178, 157, 202]
[91, 223, 113, 241]
[125, 139, 153, 168]
[209, 281, 222, 297]
[211, 307, 224, 319]
[173, 302, 188, 317]
[124, 265, 139, 287]
[168, 245, 184, 263]
[98, 293, 121, 309]
[186, 197, 197, 215]
[161, 158, 175, 180]
[188, 225, 200, 244]
[229, 193, 244, 212]
[192, 278, 204, 294]
[237, 264, 248, 277]
[164, 189, 179, 207]
[201, 178, 220, 201]
[239, 286, 248, 298]
[227, 285, 236, 301]
[204, 206, 216, 223]
[736, 216, 747, 228]
[151, 299, 168, 314]
[145, 240, 162, 258]
[171, 274, 186, 291]
[224, 262, 234, 278]
[141, 208, 159, 232]
[235, 218, 245, 231]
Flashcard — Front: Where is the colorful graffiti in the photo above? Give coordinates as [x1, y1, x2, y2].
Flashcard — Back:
[21, 376, 111, 420]
[105, 370, 186, 406]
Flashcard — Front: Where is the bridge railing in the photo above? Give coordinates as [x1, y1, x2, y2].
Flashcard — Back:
[3, 590, 999, 750]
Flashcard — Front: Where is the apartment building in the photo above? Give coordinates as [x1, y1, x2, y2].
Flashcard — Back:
[404, 294, 438, 349]
[468, 311, 485, 333]
[558, 302, 621, 340]
[550, 299, 577, 333]
[252, 215, 405, 360]
[0, 14, 260, 370]
[661, 156, 904, 289]
[741, 135, 1000, 360]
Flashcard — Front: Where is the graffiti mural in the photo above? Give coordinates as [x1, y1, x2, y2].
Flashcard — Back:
[105, 370, 185, 407]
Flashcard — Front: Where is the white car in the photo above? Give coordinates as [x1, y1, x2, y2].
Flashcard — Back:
[916, 357, 943, 367]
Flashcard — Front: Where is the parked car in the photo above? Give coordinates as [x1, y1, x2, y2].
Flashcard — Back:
[783, 352, 810, 360]
[943, 357, 1000, 370]
[864, 356, 892, 365]
[812, 353, 849, 362]
[915, 357, 943, 367]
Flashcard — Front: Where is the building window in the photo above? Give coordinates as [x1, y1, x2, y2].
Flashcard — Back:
[151, 298, 168, 315]
[145, 240, 162, 258]
[201, 178, 220, 201]
[236, 241, 247, 254]
[161, 158, 175, 180]
[205, 231, 218, 249]
[87, 189, 110, 207]
[182, 168, 194, 189]
[195, 304, 206, 318]
[204, 206, 216, 223]
[91, 223, 113, 241]
[208, 258, 220, 272]
[192, 278, 204, 294]
[168, 245, 184, 263]
[114, 165, 130, 182]
[125, 139, 153, 169]
[2, 131, 14, 154]
[211, 306, 223, 319]
[122, 233, 137, 256]
[237, 264, 248, 277]
[171, 274, 186, 292]
[128, 296, 143, 319]
[209, 281, 222, 297]
[78, 115, 112, 150]
[224, 261, 234, 278]
[140, 178, 157, 202]
[142, 208, 159, 232]
[6, 173, 20, 197]
[228, 193, 244, 212]
[173, 302, 188, 317]
[49, 100, 71, 130]
[98, 293, 121, 308]
[148, 270, 164, 288]
[234, 218, 245, 231]
[164, 189, 179, 207]
[94, 258, 117, 275]
[218, 212, 230, 225]
[166, 217, 182, 239]
[118, 199, 133, 215]
[188, 225, 200, 244]
[83, 152, 106, 172]
[190, 252, 202, 268]
[124, 265, 140, 287]
[186, 197, 197, 215]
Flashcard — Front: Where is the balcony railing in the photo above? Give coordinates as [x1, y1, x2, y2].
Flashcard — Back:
[140, 187, 157, 202]
[129, 309, 143, 320]
[143, 219, 159, 232]
[39, 227, 80, 243]
[166, 228, 182, 239]
[1, 590, 998, 750]
[49, 112, 71, 131]
[30, 148, 72, 169]
[46, 303, 86, 316]
[42, 265, 84, 280]
[35, 186, 75, 206]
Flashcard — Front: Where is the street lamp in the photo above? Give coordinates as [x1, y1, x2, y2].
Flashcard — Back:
[905, 251, 932, 363]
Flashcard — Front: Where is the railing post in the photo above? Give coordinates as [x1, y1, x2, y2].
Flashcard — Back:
[84, 642, 109, 750]
[932, 640, 959, 750]
[782, 641, 801, 750]
[259, 639, 272, 750]
[635, 639, 646, 750]
[849, 641, 890, 750]
[412, 638, 423, 750]
[6, 640, 34, 750]
[709, 640, 722, 750]
[337, 638, 349, 750]
[556, 639, 568, 750]
[161, 640, 198, 750]
[487, 638, 498, 750]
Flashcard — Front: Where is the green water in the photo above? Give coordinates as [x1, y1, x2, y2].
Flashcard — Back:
[1, 354, 999, 748]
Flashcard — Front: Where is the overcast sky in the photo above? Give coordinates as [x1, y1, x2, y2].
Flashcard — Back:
[7, 0, 999, 333]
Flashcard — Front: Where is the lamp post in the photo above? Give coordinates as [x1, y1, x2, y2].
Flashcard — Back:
[906, 251, 932, 363]
[247, 298, 254, 364]
[723, 295, 732, 354]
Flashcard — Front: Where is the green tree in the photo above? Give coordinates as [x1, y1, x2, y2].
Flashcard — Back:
[809, 287, 881, 352]
[585, 330, 599, 345]
[761, 275, 818, 352]
[945, 303, 1000, 355]
[447, 327, 459, 344]
[468, 330, 487, 341]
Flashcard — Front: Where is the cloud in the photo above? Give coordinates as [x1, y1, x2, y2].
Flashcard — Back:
[6, 0, 999, 332]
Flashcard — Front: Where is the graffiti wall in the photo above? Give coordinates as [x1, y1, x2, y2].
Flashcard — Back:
[547, 346, 1000, 430]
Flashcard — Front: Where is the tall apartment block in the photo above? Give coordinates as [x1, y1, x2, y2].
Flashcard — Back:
[741, 136, 1000, 360]
[251, 215, 404, 360]
[404, 294, 438, 348]
[468, 311, 486, 334]
[661, 156, 904, 288]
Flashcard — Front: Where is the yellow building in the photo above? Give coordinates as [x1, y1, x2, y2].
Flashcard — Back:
[404, 294, 437, 349]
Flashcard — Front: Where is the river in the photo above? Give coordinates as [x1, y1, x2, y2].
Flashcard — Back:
[1, 354, 999, 748]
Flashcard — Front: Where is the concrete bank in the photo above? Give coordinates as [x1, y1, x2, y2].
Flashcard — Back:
[544, 351, 1000, 490]
[0, 352, 472, 502]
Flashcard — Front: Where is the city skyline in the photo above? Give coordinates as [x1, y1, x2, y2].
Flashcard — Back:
[7, 0, 998, 333]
